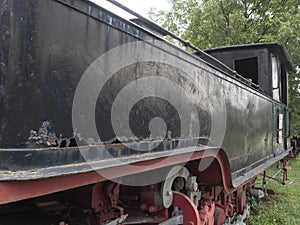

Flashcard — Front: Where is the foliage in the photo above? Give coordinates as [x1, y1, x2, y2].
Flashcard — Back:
[149, 0, 300, 136]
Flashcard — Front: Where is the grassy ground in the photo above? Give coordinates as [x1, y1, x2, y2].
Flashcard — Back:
[247, 157, 300, 225]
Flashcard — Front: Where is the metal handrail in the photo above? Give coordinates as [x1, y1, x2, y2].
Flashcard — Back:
[105, 0, 260, 89]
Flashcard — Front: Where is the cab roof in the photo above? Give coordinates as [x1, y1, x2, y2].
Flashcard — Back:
[205, 42, 294, 72]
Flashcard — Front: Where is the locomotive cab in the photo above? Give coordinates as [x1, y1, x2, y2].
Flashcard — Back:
[204, 43, 293, 104]
[204, 43, 293, 153]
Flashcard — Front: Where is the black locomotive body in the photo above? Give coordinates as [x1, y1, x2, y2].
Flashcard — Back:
[0, 0, 294, 224]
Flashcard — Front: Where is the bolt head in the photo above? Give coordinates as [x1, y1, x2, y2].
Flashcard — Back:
[166, 191, 172, 196]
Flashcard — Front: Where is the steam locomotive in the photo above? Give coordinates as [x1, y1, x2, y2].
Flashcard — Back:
[0, 0, 293, 224]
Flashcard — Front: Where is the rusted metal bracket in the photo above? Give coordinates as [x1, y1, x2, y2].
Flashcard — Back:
[263, 156, 293, 188]
[199, 201, 215, 225]
[282, 157, 293, 185]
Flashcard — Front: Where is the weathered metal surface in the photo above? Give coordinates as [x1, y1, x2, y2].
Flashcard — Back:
[0, 139, 204, 178]
[0, 148, 224, 204]
[0, 146, 290, 205]
[0, 0, 292, 190]
[171, 191, 201, 225]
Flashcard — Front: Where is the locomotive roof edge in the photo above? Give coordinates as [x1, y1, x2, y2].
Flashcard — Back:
[84, 0, 294, 99]
[205, 42, 294, 73]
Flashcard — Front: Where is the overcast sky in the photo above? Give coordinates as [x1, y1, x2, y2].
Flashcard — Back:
[90, 0, 171, 19]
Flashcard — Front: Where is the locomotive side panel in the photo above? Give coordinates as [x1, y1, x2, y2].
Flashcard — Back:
[0, 0, 291, 182]
[0, 0, 147, 147]
[222, 89, 274, 174]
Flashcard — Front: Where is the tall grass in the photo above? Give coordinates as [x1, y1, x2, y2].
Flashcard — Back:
[248, 158, 300, 225]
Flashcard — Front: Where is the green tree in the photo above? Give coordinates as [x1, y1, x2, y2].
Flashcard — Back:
[150, 0, 300, 136]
